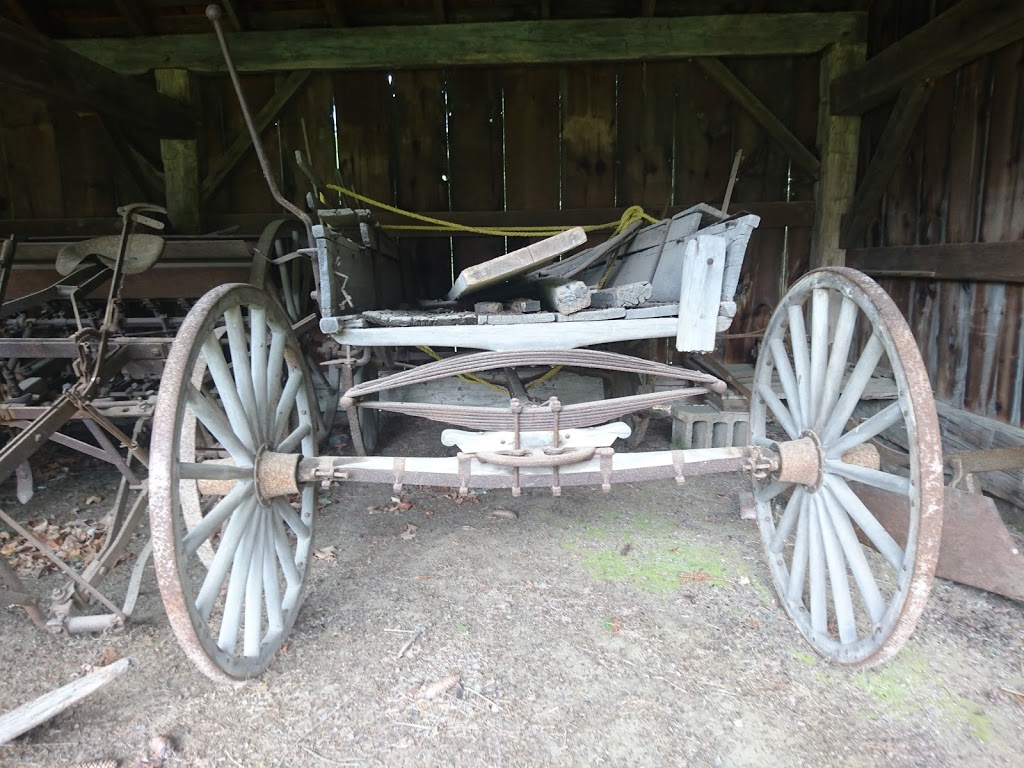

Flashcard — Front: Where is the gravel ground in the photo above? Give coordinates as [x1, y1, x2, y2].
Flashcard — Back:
[2, 413, 1023, 767]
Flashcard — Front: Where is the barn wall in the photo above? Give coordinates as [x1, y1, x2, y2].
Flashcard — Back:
[0, 55, 820, 363]
[857, 0, 1024, 428]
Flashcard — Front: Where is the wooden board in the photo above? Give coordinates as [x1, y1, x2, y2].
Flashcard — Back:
[676, 236, 727, 352]
[616, 62, 677, 210]
[560, 64, 616, 210]
[0, 88, 63, 219]
[447, 68, 505, 274]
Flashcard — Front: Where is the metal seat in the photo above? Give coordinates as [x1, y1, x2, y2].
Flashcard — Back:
[55, 234, 165, 276]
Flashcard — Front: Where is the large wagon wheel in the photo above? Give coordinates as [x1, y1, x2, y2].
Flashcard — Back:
[150, 283, 317, 682]
[751, 267, 943, 666]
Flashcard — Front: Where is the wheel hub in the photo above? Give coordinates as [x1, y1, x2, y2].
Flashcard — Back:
[774, 432, 824, 491]
[254, 446, 301, 505]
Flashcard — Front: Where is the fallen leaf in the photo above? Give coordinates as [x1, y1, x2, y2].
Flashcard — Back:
[420, 673, 460, 699]
[84, 495, 102, 505]
[620, 543, 632, 556]
[490, 509, 518, 520]
[679, 570, 713, 584]
[461, 525, 476, 531]
[400, 523, 418, 541]
[313, 546, 337, 562]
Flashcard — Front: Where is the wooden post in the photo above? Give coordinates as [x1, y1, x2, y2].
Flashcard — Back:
[811, 42, 865, 269]
[156, 69, 201, 234]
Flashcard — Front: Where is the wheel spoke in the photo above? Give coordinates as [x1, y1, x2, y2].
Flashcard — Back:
[824, 459, 910, 496]
[756, 382, 800, 440]
[250, 306, 269, 433]
[225, 306, 261, 442]
[815, 493, 856, 644]
[822, 475, 904, 571]
[274, 497, 311, 542]
[769, 338, 805, 430]
[814, 297, 858, 432]
[757, 480, 791, 505]
[808, 503, 827, 635]
[263, 514, 284, 635]
[277, 422, 312, 454]
[273, 369, 304, 445]
[820, 484, 886, 625]
[266, 329, 286, 409]
[787, 305, 811, 426]
[243, 512, 266, 658]
[218, 512, 260, 655]
[270, 510, 303, 590]
[787, 505, 809, 605]
[194, 498, 256, 622]
[809, 288, 829, 425]
[826, 402, 903, 458]
[770, 486, 805, 554]
[185, 386, 254, 463]
[819, 334, 884, 445]
[183, 480, 253, 556]
[279, 261, 298, 320]
[201, 335, 256, 450]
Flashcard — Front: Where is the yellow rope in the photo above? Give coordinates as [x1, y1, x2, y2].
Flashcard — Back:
[416, 345, 510, 394]
[326, 184, 656, 237]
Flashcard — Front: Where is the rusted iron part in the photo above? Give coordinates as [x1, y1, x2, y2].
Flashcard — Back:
[0, 237, 14, 306]
[0, 506, 126, 621]
[206, 4, 314, 250]
[834, 267, 944, 667]
[340, 348, 727, 402]
[475, 446, 597, 467]
[359, 387, 709, 432]
[0, 336, 175, 359]
[774, 434, 823, 490]
[855, 483, 1023, 603]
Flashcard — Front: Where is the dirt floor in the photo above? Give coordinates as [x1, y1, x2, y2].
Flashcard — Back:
[2, 412, 1024, 767]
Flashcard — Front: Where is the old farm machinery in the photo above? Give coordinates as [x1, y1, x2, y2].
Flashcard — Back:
[12, 2, 1017, 685]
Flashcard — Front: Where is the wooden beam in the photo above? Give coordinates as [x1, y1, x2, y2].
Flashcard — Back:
[62, 13, 866, 74]
[846, 241, 1024, 284]
[539, 1, 551, 20]
[433, 0, 448, 24]
[0, 19, 195, 139]
[811, 42, 865, 268]
[97, 116, 165, 204]
[112, 0, 155, 36]
[839, 82, 932, 249]
[641, 1, 657, 16]
[201, 70, 311, 203]
[695, 57, 820, 180]
[831, 0, 1024, 115]
[156, 69, 201, 234]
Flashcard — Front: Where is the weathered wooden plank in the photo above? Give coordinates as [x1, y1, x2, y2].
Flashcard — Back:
[448, 228, 587, 300]
[447, 68, 505, 273]
[0, 89, 63, 219]
[695, 57, 820, 180]
[676, 61, 734, 207]
[676, 235, 727, 352]
[156, 69, 201, 234]
[0, 658, 133, 746]
[201, 70, 310, 204]
[0, 19, 194, 138]
[503, 66, 560, 215]
[589, 281, 652, 308]
[847, 242, 1024, 283]
[616, 62, 676, 209]
[478, 312, 557, 325]
[555, 307, 626, 322]
[53, 111, 116, 218]
[561, 64, 616, 209]
[536, 278, 592, 315]
[811, 42, 865, 268]
[832, 0, 1024, 115]
[334, 70, 394, 204]
[64, 14, 868, 75]
[839, 81, 932, 249]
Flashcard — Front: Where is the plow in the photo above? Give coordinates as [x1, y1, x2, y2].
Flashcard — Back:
[1, 3, 1021, 685]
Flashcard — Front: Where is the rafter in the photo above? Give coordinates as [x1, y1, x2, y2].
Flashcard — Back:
[832, 0, 1024, 115]
[63, 13, 866, 74]
[201, 71, 311, 203]
[695, 57, 820, 179]
[3, 0, 52, 35]
[0, 18, 194, 139]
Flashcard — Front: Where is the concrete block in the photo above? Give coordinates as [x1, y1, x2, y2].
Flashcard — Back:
[671, 402, 750, 449]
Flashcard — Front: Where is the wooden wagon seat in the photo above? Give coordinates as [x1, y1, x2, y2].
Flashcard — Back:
[55, 234, 166, 276]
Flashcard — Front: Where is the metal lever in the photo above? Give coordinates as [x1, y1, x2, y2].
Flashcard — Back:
[205, 4, 315, 249]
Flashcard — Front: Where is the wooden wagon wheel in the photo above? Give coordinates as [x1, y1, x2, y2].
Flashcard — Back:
[149, 284, 317, 682]
[750, 267, 943, 666]
[250, 219, 341, 439]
